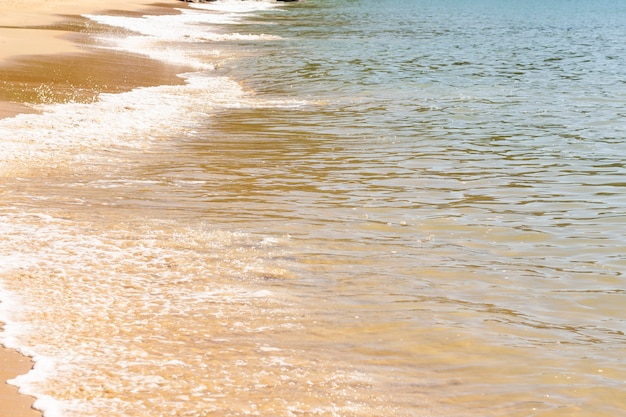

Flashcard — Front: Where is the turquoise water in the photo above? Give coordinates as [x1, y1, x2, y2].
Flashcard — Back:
[1, 1, 626, 416]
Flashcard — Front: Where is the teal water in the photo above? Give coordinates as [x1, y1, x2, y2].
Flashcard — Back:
[1, 1, 626, 416]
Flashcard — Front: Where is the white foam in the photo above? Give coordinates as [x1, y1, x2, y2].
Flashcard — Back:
[0, 3, 308, 415]
[84, 10, 236, 42]
[0, 203, 295, 414]
[84, 3, 282, 42]
[93, 34, 216, 70]
[0, 254, 33, 272]
[189, 0, 282, 14]
[82, 3, 282, 72]
[0, 73, 245, 177]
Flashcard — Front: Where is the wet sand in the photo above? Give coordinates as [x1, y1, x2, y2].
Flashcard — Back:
[0, 338, 39, 417]
[1, 0, 191, 415]
[0, 0, 192, 119]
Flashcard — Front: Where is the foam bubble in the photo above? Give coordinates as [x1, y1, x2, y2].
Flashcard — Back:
[189, 0, 282, 14]
[84, 9, 281, 70]
[0, 201, 299, 415]
[84, 2, 283, 44]
[84, 11, 236, 42]
[0, 3, 382, 416]
[92, 34, 217, 69]
[0, 73, 245, 177]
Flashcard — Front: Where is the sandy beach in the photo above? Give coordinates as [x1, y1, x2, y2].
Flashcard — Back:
[0, 340, 39, 417]
[1, 0, 187, 415]
[0, 0, 189, 118]
[0, 0, 180, 63]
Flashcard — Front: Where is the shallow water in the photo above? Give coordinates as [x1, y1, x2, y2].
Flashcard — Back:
[1, 0, 626, 416]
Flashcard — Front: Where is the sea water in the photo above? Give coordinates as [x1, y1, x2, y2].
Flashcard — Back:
[1, 0, 626, 416]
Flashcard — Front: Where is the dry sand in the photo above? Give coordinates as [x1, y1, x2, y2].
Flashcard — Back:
[0, 0, 190, 118]
[0, 0, 168, 61]
[1, 0, 188, 415]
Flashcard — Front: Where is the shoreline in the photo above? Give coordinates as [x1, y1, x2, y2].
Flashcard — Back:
[0, 0, 191, 416]
[0, 330, 40, 417]
[0, 1, 191, 120]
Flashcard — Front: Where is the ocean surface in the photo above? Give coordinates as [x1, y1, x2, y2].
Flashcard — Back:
[1, 0, 626, 416]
